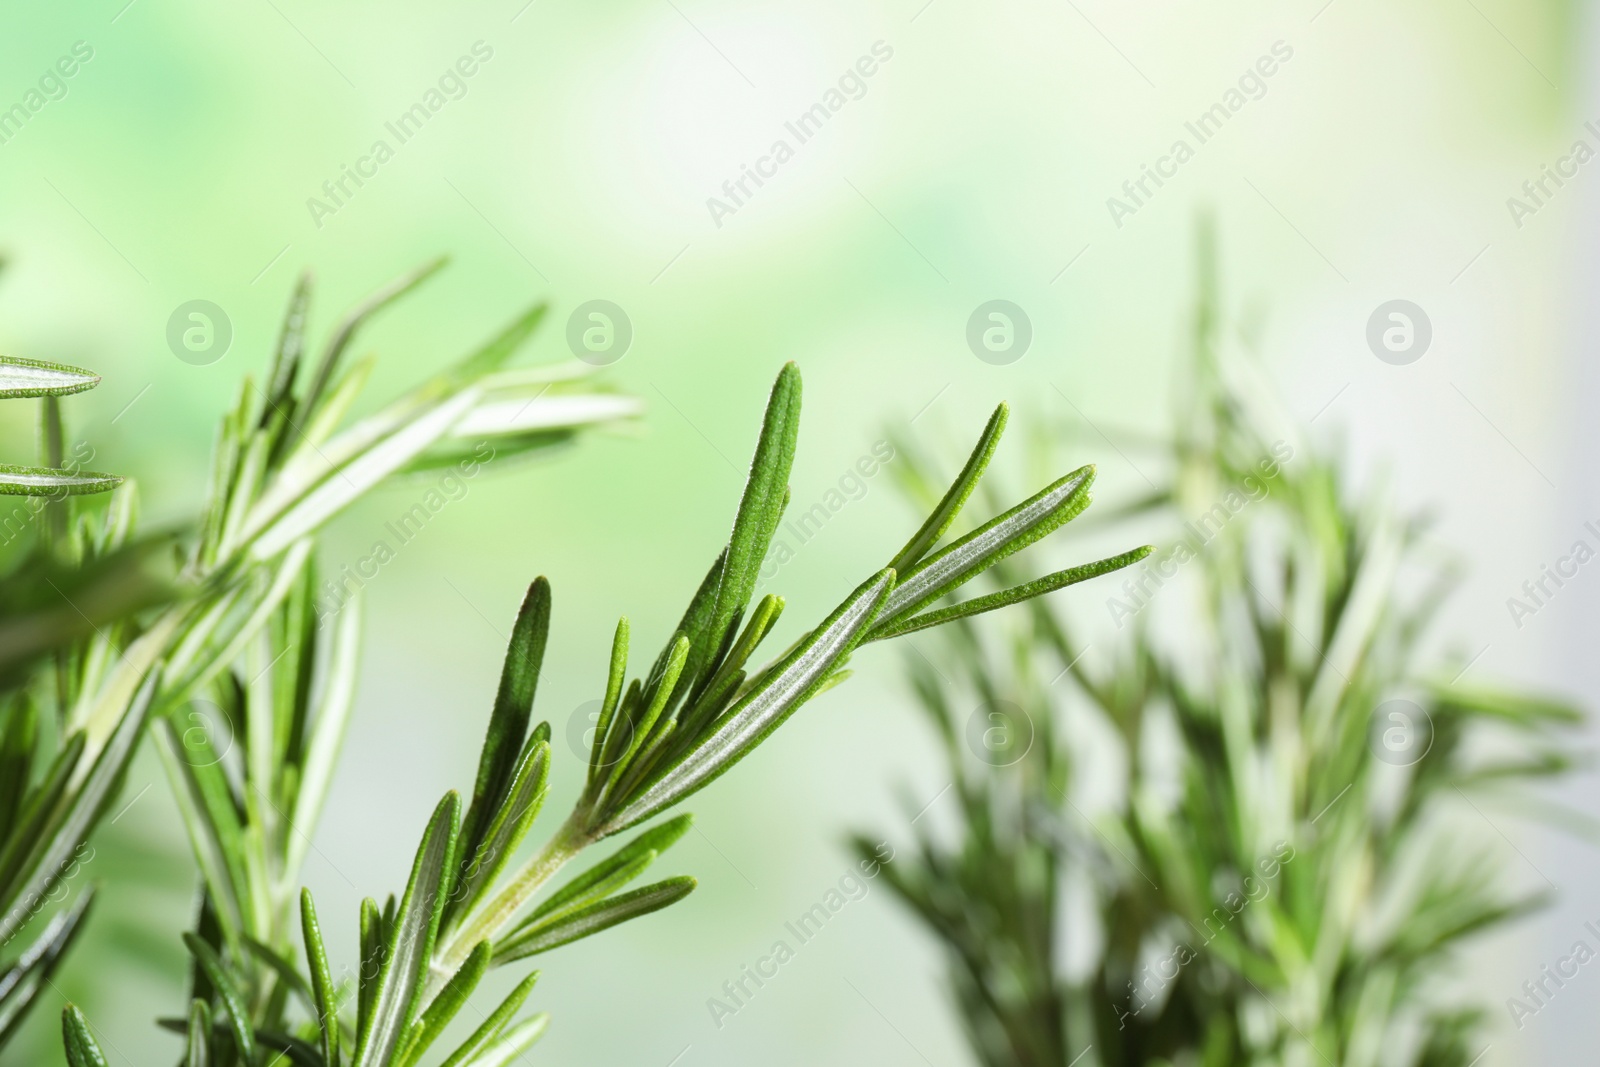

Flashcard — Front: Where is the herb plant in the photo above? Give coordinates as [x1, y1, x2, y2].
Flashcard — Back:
[862, 230, 1584, 1067]
[59, 362, 1149, 1065]
[0, 258, 638, 1056]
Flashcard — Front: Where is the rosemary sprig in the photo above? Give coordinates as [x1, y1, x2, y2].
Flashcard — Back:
[62, 361, 1147, 1066]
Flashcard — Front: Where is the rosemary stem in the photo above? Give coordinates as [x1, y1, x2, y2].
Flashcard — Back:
[430, 811, 591, 986]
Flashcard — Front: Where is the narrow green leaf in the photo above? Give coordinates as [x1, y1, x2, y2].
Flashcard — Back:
[0, 669, 155, 944]
[246, 391, 479, 560]
[256, 1030, 325, 1066]
[878, 465, 1095, 625]
[517, 853, 655, 934]
[448, 738, 550, 928]
[302, 258, 447, 416]
[185, 999, 211, 1067]
[659, 550, 724, 681]
[153, 715, 254, 940]
[704, 365, 801, 671]
[0, 888, 95, 1044]
[300, 889, 341, 1067]
[61, 1005, 108, 1067]
[358, 897, 382, 1037]
[585, 617, 631, 787]
[0, 464, 120, 497]
[602, 636, 688, 798]
[495, 876, 696, 962]
[396, 941, 489, 1067]
[438, 302, 547, 389]
[0, 356, 99, 398]
[183, 933, 256, 1064]
[436, 974, 540, 1067]
[352, 793, 460, 1067]
[867, 546, 1153, 641]
[682, 594, 784, 722]
[0, 699, 39, 841]
[450, 1015, 548, 1067]
[600, 570, 894, 835]
[244, 936, 316, 1014]
[462, 579, 550, 870]
[887, 403, 1008, 574]
[445, 392, 640, 440]
[263, 272, 311, 412]
[528, 814, 694, 925]
[286, 596, 362, 881]
[0, 732, 81, 902]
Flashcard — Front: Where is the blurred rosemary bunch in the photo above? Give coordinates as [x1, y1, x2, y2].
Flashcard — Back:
[62, 362, 1150, 1066]
[860, 228, 1586, 1067]
[0, 257, 638, 1054]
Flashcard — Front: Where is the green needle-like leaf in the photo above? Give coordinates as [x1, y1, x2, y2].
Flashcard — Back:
[877, 465, 1095, 626]
[525, 814, 693, 929]
[0, 670, 155, 945]
[452, 1015, 549, 1067]
[183, 934, 257, 1064]
[60, 1005, 108, 1067]
[462, 579, 551, 871]
[0, 889, 95, 1045]
[0, 464, 121, 497]
[888, 402, 1008, 575]
[353, 793, 460, 1067]
[398, 940, 489, 1067]
[300, 890, 341, 1067]
[244, 936, 316, 1014]
[185, 1000, 210, 1067]
[703, 364, 800, 675]
[495, 876, 696, 962]
[0, 356, 100, 398]
[586, 617, 631, 787]
[301, 257, 447, 417]
[867, 545, 1155, 642]
[599, 568, 895, 835]
[437, 973, 540, 1067]
[449, 737, 550, 928]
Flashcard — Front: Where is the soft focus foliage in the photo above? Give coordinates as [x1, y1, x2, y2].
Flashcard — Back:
[863, 231, 1585, 1067]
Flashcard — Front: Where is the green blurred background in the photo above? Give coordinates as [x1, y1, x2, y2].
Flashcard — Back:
[0, 0, 1591, 1063]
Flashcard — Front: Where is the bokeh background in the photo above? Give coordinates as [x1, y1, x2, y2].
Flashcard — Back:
[0, 0, 1595, 1063]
